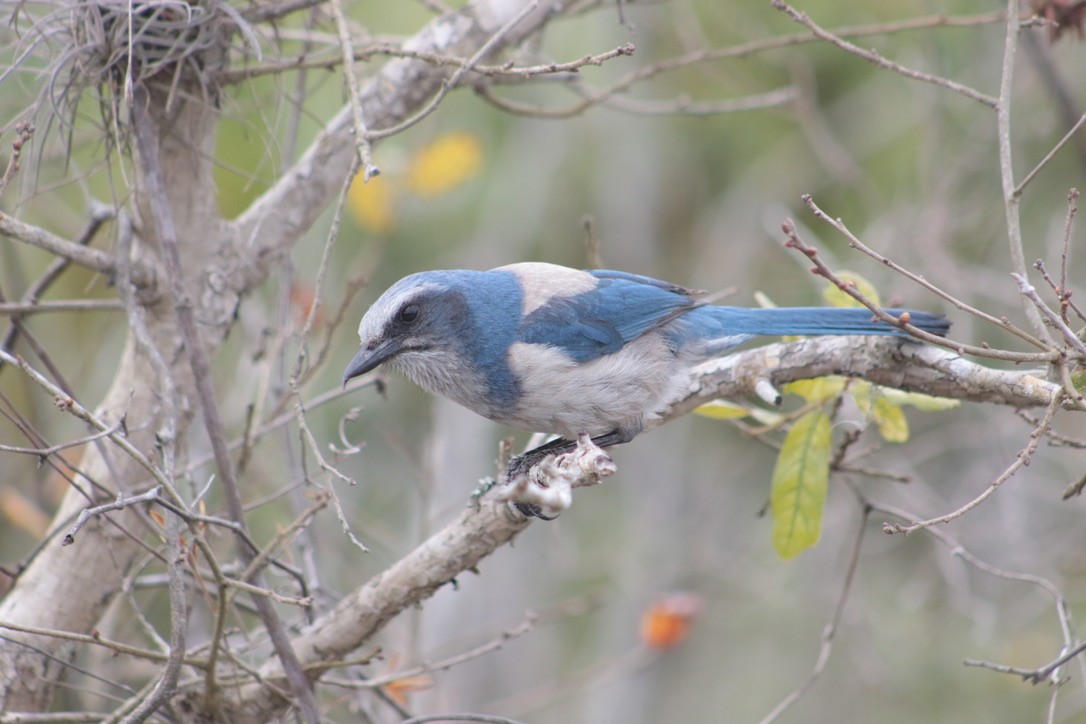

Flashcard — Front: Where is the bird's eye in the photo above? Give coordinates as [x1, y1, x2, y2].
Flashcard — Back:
[398, 304, 420, 325]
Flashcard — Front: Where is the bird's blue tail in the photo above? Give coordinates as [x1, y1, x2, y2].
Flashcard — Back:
[677, 305, 949, 355]
[696, 306, 949, 337]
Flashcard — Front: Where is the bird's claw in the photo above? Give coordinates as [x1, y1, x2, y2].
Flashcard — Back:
[495, 433, 616, 519]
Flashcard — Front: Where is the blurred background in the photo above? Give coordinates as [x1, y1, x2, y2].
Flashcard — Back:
[3, 0, 1086, 721]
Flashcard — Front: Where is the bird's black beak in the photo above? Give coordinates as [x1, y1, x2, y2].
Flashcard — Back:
[343, 338, 403, 386]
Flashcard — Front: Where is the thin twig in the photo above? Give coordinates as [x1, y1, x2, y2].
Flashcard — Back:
[875, 500, 1086, 691]
[1059, 189, 1078, 321]
[759, 504, 870, 723]
[801, 195, 1050, 351]
[61, 486, 162, 546]
[1013, 273, 1086, 357]
[995, 0, 1047, 339]
[118, 511, 188, 723]
[365, 0, 542, 141]
[0, 121, 34, 199]
[1014, 108, 1086, 198]
[0, 424, 119, 456]
[0, 201, 113, 365]
[771, 0, 998, 108]
[884, 395, 1061, 534]
[400, 715, 525, 724]
[0, 299, 124, 314]
[352, 615, 537, 689]
[0, 619, 207, 669]
[1035, 262, 1086, 335]
[781, 216, 1058, 363]
[328, 0, 378, 179]
[0, 213, 151, 285]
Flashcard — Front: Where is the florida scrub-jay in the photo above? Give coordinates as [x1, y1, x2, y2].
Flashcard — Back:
[343, 262, 949, 515]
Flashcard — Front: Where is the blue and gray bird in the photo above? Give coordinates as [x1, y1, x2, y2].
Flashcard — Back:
[343, 262, 948, 511]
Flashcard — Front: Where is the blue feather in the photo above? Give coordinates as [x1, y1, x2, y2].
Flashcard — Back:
[520, 273, 698, 362]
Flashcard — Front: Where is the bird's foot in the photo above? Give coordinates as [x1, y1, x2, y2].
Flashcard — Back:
[494, 433, 617, 520]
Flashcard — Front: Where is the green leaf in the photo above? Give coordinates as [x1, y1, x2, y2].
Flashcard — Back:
[693, 401, 751, 420]
[784, 376, 847, 404]
[771, 410, 831, 559]
[822, 271, 881, 309]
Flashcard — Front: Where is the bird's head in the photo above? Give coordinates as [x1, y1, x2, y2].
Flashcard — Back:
[343, 271, 474, 385]
[341, 269, 524, 412]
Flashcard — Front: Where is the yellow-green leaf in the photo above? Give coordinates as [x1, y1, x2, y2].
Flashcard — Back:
[693, 401, 751, 420]
[872, 396, 909, 442]
[822, 271, 881, 309]
[874, 387, 960, 412]
[771, 410, 831, 559]
[784, 376, 847, 404]
[851, 383, 909, 443]
[749, 408, 786, 426]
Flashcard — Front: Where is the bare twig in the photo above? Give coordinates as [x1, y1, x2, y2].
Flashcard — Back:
[287, 156, 369, 552]
[118, 511, 188, 723]
[344, 614, 537, 690]
[400, 715, 525, 724]
[365, 0, 542, 141]
[328, 0, 378, 179]
[0, 299, 123, 314]
[0, 121, 34, 199]
[0, 424, 118, 457]
[884, 395, 1061, 535]
[219, 41, 635, 87]
[800, 196, 1051, 352]
[0, 619, 207, 669]
[1014, 108, 1086, 198]
[759, 504, 870, 723]
[875, 500, 1086, 691]
[782, 216, 1058, 363]
[1013, 273, 1086, 357]
[771, 0, 998, 108]
[0, 201, 113, 365]
[61, 486, 162, 547]
[0, 213, 152, 285]
[995, 0, 1048, 339]
[1059, 189, 1078, 321]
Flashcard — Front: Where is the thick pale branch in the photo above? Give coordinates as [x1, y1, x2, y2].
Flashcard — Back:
[664, 336, 1060, 424]
[208, 500, 529, 722]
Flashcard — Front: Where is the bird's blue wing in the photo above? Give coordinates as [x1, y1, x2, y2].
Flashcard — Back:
[519, 271, 698, 363]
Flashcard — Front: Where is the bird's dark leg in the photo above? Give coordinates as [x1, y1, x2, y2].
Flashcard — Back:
[508, 430, 631, 519]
